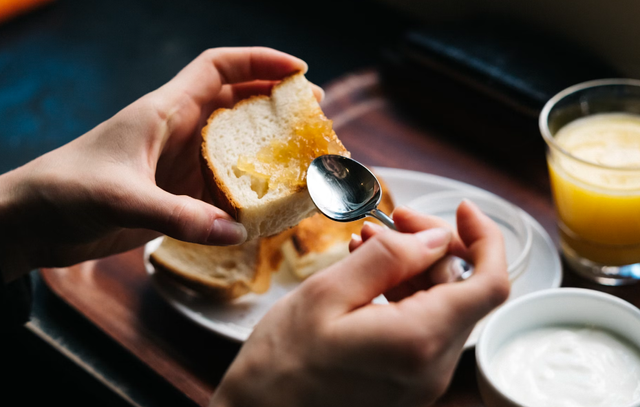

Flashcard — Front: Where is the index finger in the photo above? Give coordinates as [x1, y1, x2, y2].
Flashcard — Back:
[161, 47, 308, 105]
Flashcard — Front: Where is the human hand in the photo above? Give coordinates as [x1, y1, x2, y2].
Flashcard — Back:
[351, 207, 469, 300]
[0, 47, 321, 282]
[210, 201, 510, 407]
[353, 205, 478, 301]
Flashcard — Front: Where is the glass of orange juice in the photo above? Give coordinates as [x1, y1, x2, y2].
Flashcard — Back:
[540, 79, 640, 285]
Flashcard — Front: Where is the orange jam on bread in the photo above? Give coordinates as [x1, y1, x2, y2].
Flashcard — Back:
[237, 115, 345, 190]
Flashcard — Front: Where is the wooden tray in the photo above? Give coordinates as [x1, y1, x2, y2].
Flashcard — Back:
[41, 70, 640, 406]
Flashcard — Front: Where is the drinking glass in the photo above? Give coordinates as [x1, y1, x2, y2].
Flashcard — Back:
[540, 79, 640, 286]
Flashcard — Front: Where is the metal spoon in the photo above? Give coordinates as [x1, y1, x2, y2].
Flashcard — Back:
[306, 154, 473, 280]
[306, 154, 395, 228]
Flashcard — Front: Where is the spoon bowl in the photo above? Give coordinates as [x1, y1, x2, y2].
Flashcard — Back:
[307, 155, 395, 228]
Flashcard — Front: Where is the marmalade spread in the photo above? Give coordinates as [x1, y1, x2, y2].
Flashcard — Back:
[237, 115, 344, 193]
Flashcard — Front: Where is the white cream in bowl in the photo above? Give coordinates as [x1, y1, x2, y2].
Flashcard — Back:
[490, 325, 640, 406]
[476, 288, 640, 407]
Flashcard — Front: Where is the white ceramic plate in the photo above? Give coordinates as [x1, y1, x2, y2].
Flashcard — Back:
[144, 167, 563, 348]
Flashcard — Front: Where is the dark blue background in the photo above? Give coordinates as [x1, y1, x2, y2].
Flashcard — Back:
[0, 0, 410, 174]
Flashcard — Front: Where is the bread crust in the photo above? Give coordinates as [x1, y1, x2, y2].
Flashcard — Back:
[199, 150, 240, 220]
[149, 253, 252, 301]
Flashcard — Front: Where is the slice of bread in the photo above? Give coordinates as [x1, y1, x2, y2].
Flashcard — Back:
[149, 237, 273, 300]
[201, 72, 349, 241]
[282, 175, 395, 279]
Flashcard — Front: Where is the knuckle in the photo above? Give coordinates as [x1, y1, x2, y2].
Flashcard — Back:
[372, 230, 443, 267]
[265, 294, 291, 318]
[129, 94, 170, 132]
[298, 273, 334, 304]
[370, 232, 412, 268]
[167, 199, 200, 240]
[200, 47, 221, 61]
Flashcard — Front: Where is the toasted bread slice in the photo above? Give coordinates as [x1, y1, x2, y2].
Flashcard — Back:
[282, 175, 395, 279]
[149, 237, 272, 301]
[201, 72, 349, 241]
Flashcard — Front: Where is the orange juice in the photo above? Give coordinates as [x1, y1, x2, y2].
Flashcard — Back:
[548, 113, 640, 265]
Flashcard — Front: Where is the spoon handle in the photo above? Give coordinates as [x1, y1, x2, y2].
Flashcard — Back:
[368, 208, 397, 230]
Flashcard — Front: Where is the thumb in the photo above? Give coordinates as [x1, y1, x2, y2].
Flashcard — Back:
[303, 227, 452, 316]
[455, 199, 509, 291]
[124, 185, 247, 245]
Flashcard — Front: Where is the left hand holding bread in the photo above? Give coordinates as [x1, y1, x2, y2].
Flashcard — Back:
[0, 47, 322, 282]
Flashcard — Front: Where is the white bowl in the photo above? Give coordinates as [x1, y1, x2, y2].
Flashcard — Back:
[476, 288, 640, 407]
[408, 190, 533, 281]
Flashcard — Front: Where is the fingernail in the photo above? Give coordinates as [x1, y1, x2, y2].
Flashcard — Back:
[300, 60, 309, 74]
[415, 227, 451, 249]
[209, 218, 247, 245]
[392, 205, 421, 218]
[362, 220, 385, 232]
[349, 233, 363, 252]
[395, 205, 415, 213]
[461, 198, 481, 213]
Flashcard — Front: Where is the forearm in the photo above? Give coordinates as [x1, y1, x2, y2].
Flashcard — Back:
[0, 167, 35, 284]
